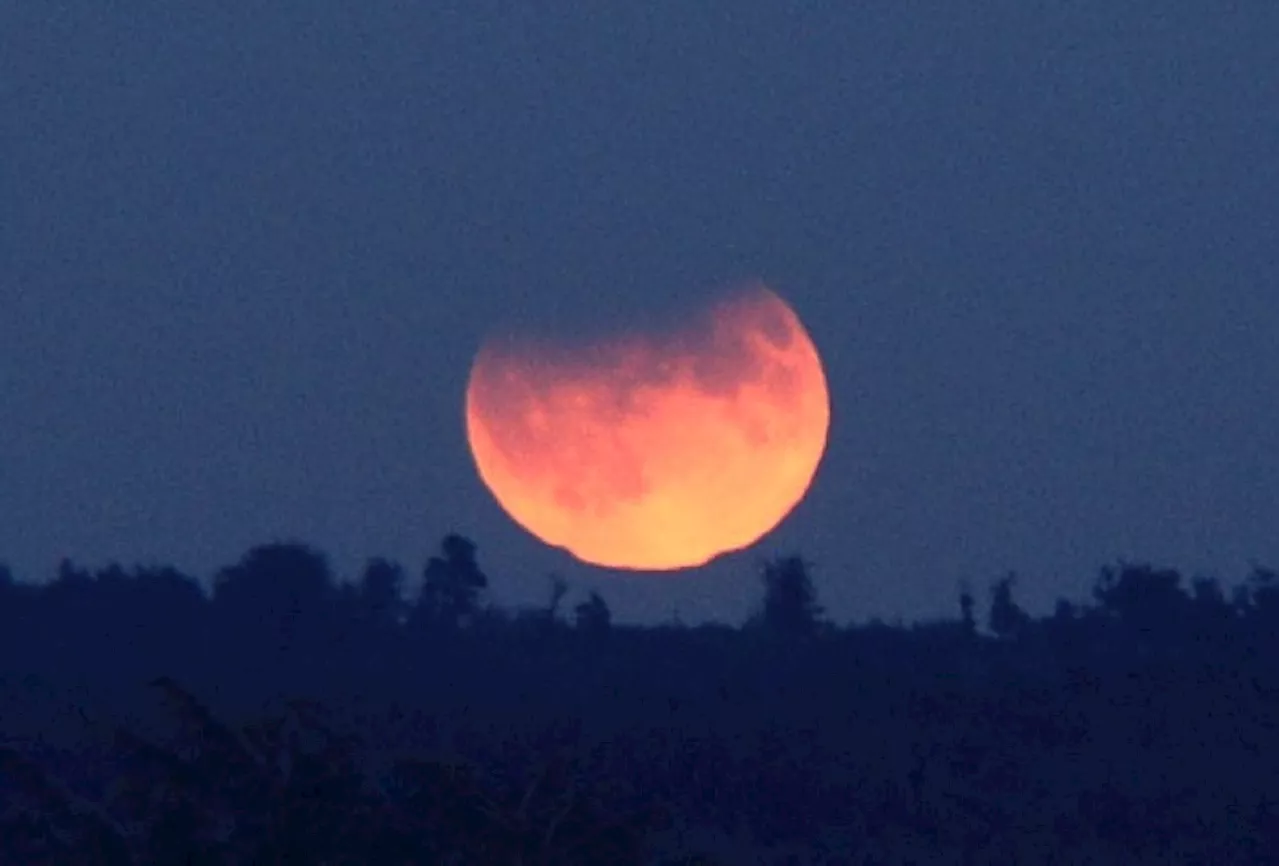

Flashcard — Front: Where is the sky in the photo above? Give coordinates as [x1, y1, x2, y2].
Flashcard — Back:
[1, 2, 1274, 625]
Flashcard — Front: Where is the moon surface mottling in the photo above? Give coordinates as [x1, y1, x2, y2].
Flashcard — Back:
[464, 283, 831, 570]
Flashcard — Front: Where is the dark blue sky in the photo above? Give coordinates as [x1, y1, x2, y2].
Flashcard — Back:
[2, 3, 1274, 624]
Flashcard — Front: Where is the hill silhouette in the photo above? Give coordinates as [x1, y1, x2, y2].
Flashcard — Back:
[1, 537, 1275, 864]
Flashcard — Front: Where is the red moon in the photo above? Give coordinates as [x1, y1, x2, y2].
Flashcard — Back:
[464, 283, 831, 570]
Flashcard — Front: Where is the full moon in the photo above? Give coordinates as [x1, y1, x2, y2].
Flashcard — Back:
[464, 282, 831, 570]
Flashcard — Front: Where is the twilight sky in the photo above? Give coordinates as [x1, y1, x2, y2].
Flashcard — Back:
[1, 2, 1274, 625]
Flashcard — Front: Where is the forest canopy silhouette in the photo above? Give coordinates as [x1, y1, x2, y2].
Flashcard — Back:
[0, 536, 1275, 864]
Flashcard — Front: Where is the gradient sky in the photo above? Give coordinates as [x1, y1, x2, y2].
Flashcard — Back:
[2, 3, 1274, 625]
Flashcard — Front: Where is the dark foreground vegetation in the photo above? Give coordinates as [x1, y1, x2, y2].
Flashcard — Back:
[1, 536, 1275, 864]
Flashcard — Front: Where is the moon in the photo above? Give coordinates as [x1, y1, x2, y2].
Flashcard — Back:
[464, 282, 831, 571]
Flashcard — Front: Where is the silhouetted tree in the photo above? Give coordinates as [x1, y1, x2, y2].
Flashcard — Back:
[134, 564, 206, 603]
[756, 555, 823, 637]
[1185, 575, 1236, 633]
[212, 542, 336, 649]
[0, 563, 17, 646]
[1232, 566, 1277, 616]
[0, 568, 11, 653]
[81, 564, 210, 676]
[574, 591, 612, 635]
[1044, 598, 1082, 649]
[546, 573, 569, 621]
[38, 559, 102, 668]
[357, 556, 406, 628]
[48, 558, 94, 604]
[1190, 575, 1225, 607]
[988, 572, 1029, 638]
[1092, 563, 1187, 638]
[413, 533, 487, 629]
[1231, 567, 1278, 651]
[959, 581, 977, 634]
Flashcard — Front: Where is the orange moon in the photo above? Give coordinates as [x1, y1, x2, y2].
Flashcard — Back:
[464, 282, 830, 570]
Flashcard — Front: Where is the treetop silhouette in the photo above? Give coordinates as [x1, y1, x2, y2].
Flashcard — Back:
[0, 535, 1274, 864]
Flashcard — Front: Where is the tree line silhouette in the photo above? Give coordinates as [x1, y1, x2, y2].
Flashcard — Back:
[1, 535, 1275, 864]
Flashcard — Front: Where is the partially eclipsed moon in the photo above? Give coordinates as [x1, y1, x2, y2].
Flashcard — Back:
[464, 282, 830, 570]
